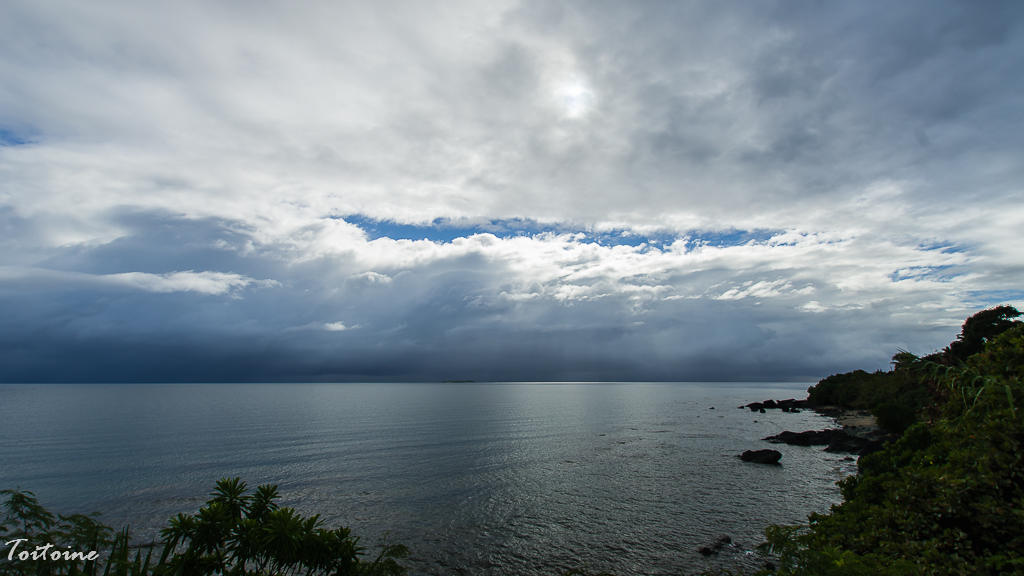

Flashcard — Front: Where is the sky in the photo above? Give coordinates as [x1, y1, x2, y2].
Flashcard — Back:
[1, 0, 1022, 383]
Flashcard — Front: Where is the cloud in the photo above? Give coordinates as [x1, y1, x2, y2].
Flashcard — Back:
[108, 271, 273, 295]
[0, 266, 273, 295]
[323, 322, 359, 332]
[0, 0, 1022, 382]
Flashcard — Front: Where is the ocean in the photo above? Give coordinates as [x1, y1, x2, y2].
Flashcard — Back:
[0, 382, 856, 575]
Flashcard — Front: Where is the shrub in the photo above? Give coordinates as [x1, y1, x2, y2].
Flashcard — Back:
[870, 401, 916, 434]
[761, 325, 1024, 575]
[0, 478, 408, 576]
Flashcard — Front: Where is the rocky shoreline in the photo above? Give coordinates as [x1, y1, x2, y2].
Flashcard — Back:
[709, 399, 891, 562]
[737, 399, 895, 462]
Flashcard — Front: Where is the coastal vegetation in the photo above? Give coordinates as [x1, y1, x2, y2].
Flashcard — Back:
[0, 478, 408, 576]
[808, 305, 1021, 412]
[724, 306, 1024, 575]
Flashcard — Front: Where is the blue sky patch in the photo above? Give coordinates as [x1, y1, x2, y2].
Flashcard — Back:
[917, 240, 967, 254]
[343, 216, 557, 242]
[0, 127, 33, 147]
[888, 265, 959, 282]
[685, 229, 778, 247]
[342, 216, 775, 249]
[962, 290, 1024, 306]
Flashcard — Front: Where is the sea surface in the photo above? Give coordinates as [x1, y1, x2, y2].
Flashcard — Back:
[0, 383, 856, 575]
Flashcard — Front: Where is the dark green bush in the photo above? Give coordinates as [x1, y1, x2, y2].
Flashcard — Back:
[807, 307, 1023, 413]
[807, 369, 923, 410]
[870, 401, 916, 434]
[0, 487, 114, 576]
[1, 478, 408, 576]
[755, 324, 1024, 575]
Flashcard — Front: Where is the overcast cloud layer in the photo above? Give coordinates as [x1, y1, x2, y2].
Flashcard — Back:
[2, 0, 1023, 383]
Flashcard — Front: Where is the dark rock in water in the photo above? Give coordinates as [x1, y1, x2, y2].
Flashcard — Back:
[709, 406, 715, 409]
[740, 449, 782, 464]
[698, 535, 733, 556]
[738, 398, 805, 413]
[744, 398, 809, 412]
[759, 407, 766, 413]
[763, 429, 850, 446]
[764, 429, 880, 454]
[775, 398, 807, 410]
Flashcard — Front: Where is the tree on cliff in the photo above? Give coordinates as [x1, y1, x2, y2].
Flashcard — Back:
[945, 304, 1022, 361]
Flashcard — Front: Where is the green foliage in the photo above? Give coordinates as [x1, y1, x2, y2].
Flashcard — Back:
[755, 524, 895, 576]
[807, 306, 1023, 413]
[870, 401, 916, 435]
[0, 487, 114, 576]
[1, 479, 408, 576]
[756, 323, 1024, 575]
[947, 305, 1022, 362]
[695, 525, 900, 576]
[810, 415, 1024, 573]
[807, 369, 923, 411]
[807, 369, 870, 406]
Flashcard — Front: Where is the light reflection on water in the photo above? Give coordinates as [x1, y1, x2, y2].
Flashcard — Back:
[0, 383, 856, 575]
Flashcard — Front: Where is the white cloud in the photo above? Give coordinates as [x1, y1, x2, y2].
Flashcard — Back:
[801, 301, 827, 314]
[0, 267, 273, 296]
[323, 322, 359, 332]
[107, 271, 275, 295]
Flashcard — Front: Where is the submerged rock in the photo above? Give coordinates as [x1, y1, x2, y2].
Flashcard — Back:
[698, 535, 734, 556]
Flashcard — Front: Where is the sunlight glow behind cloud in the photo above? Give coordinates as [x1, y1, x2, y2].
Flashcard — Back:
[554, 81, 595, 118]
